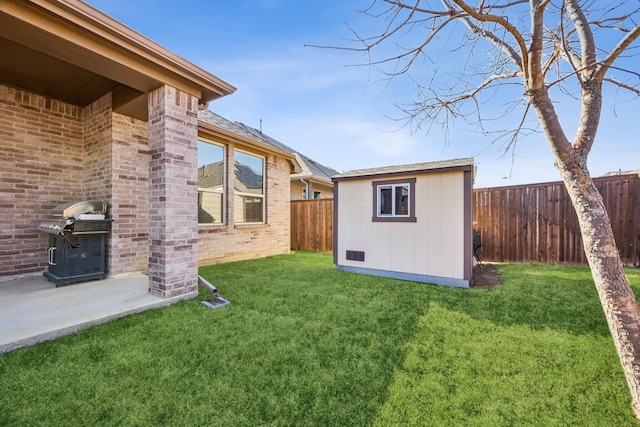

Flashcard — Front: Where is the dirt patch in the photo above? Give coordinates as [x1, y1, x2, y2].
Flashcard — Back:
[470, 263, 502, 287]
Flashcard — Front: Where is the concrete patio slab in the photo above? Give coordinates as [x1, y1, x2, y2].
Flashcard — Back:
[0, 274, 194, 354]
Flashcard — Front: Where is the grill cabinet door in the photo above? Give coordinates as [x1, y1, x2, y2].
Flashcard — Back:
[46, 233, 106, 285]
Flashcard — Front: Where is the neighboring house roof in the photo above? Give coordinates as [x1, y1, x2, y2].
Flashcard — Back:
[198, 110, 338, 183]
[291, 152, 340, 184]
[234, 162, 263, 192]
[198, 160, 263, 194]
[333, 158, 475, 181]
[198, 162, 224, 189]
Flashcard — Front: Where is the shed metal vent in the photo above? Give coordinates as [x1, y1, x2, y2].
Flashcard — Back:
[346, 250, 365, 262]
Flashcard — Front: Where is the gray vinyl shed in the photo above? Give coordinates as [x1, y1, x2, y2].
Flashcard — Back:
[332, 158, 475, 288]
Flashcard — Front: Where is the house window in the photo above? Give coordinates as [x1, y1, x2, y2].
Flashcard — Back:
[234, 150, 265, 223]
[197, 141, 225, 225]
[313, 191, 322, 199]
[372, 178, 417, 222]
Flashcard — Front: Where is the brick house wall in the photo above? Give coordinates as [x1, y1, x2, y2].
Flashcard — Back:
[110, 112, 150, 276]
[82, 93, 114, 276]
[0, 84, 84, 278]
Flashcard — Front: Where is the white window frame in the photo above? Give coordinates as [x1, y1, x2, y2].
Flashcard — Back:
[234, 149, 265, 224]
[197, 140, 226, 226]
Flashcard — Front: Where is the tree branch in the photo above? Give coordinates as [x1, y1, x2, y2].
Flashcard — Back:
[449, 0, 530, 75]
[558, 4, 583, 76]
[565, 0, 597, 81]
[444, 0, 523, 69]
[597, 23, 640, 80]
[603, 77, 640, 96]
[405, 71, 522, 127]
[528, 0, 551, 89]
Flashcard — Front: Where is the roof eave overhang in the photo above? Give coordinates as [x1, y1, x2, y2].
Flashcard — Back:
[291, 173, 333, 185]
[0, 0, 236, 107]
[56, 0, 236, 102]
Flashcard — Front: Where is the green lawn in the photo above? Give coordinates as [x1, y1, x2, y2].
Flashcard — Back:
[1, 252, 639, 426]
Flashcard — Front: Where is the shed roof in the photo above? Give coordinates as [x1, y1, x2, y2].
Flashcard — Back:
[332, 157, 475, 182]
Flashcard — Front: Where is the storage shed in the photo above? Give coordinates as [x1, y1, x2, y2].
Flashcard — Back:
[332, 158, 475, 288]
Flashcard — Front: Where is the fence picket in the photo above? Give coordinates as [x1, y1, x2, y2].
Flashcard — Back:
[473, 174, 640, 266]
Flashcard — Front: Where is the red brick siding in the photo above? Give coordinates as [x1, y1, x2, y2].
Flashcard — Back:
[0, 85, 83, 278]
[147, 85, 199, 298]
[0, 86, 150, 280]
[110, 113, 149, 275]
[82, 94, 114, 275]
[83, 93, 112, 201]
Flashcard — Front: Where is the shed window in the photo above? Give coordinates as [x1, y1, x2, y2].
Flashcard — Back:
[197, 141, 225, 225]
[372, 178, 417, 222]
[234, 150, 265, 223]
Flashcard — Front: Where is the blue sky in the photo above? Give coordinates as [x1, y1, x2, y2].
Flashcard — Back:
[85, 0, 638, 188]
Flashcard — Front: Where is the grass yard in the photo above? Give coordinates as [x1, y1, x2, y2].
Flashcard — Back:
[1, 252, 639, 426]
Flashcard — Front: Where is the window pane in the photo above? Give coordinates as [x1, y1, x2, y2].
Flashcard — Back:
[235, 151, 264, 195]
[198, 141, 225, 225]
[197, 141, 224, 190]
[395, 185, 409, 216]
[234, 195, 264, 223]
[198, 191, 223, 224]
[379, 187, 392, 215]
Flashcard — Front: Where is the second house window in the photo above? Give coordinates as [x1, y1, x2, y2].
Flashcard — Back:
[234, 150, 265, 223]
[197, 140, 225, 225]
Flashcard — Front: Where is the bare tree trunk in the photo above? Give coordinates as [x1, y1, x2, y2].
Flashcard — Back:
[526, 50, 640, 416]
[557, 161, 640, 417]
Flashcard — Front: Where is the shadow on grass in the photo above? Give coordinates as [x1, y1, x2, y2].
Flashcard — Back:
[445, 263, 616, 337]
[373, 302, 635, 426]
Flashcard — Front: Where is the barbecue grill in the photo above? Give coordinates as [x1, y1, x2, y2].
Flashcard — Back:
[37, 200, 113, 286]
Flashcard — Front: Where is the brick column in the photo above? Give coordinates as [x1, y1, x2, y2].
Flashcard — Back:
[147, 85, 199, 299]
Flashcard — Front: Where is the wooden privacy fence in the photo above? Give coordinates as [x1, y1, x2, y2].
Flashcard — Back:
[473, 174, 640, 266]
[290, 174, 639, 266]
[291, 199, 333, 252]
